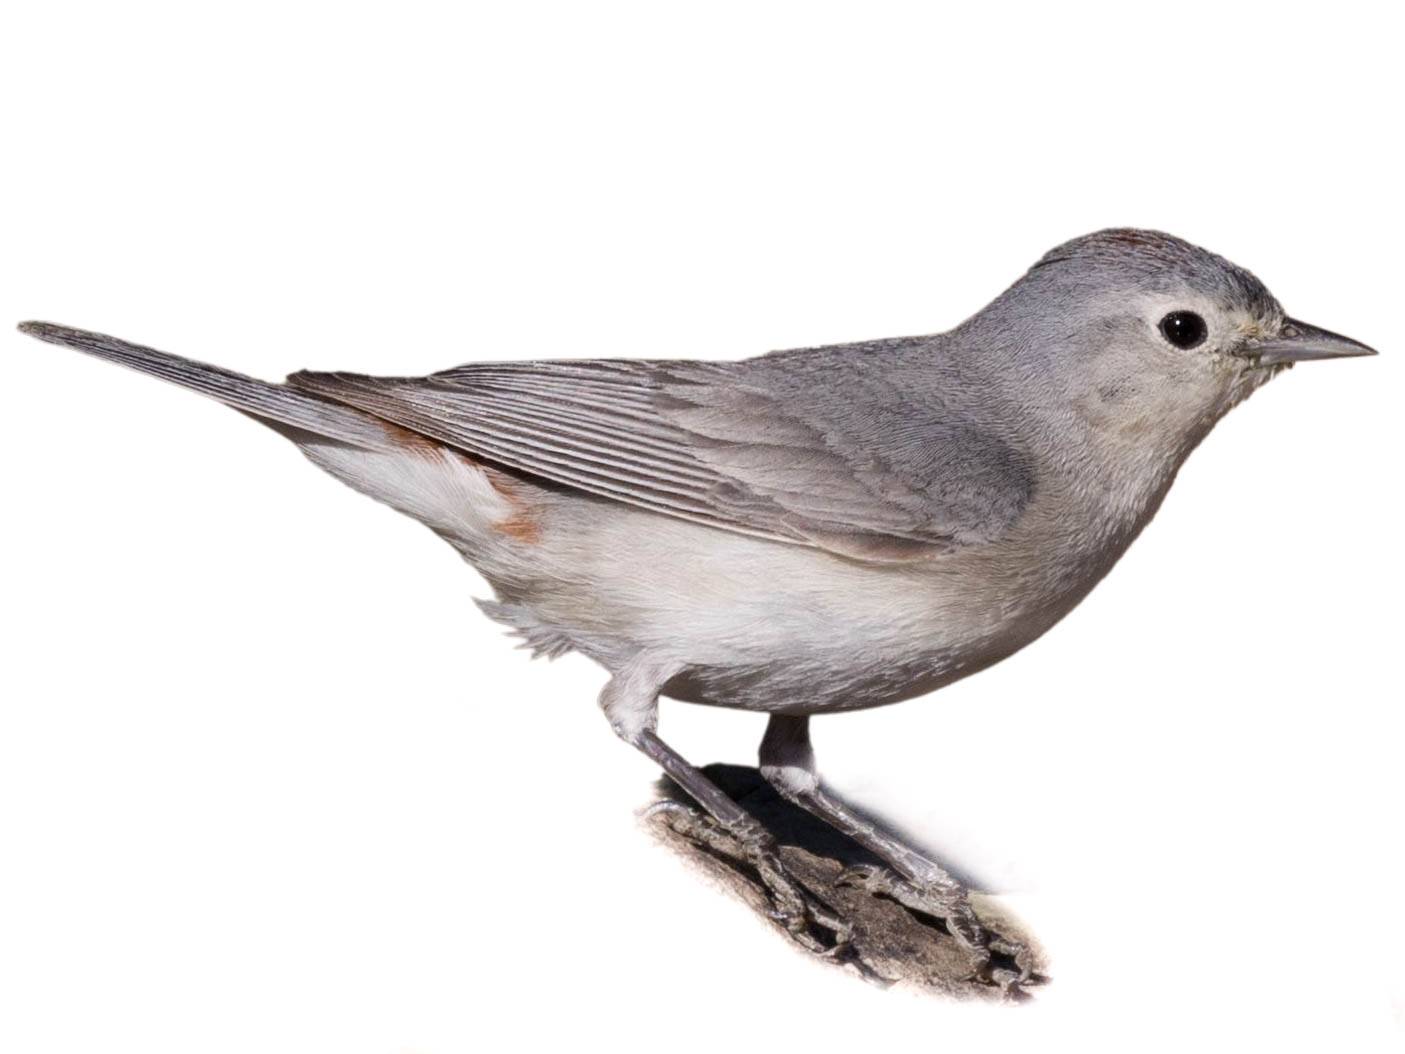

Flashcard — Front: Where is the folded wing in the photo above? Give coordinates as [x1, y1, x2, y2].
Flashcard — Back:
[287, 355, 1032, 562]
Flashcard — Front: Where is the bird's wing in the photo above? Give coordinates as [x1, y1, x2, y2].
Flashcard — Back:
[287, 356, 1033, 563]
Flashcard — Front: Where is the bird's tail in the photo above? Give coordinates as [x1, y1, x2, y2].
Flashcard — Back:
[18, 322, 396, 450]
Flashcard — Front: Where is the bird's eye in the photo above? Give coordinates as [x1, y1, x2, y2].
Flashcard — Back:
[1158, 311, 1208, 350]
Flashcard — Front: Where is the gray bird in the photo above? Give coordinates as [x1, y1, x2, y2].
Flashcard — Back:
[19, 228, 1376, 983]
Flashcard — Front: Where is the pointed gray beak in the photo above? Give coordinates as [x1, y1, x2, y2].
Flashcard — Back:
[1240, 318, 1379, 367]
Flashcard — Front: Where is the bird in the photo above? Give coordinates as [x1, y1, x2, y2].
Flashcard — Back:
[18, 228, 1376, 985]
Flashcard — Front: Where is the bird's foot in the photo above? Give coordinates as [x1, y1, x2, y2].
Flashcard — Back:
[837, 862, 1034, 990]
[644, 799, 852, 957]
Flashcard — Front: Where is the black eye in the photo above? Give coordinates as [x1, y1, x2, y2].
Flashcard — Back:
[1158, 310, 1208, 349]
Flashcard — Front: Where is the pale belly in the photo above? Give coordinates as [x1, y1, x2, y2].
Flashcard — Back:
[475, 487, 1118, 714]
[659, 638, 1020, 714]
[301, 436, 1137, 715]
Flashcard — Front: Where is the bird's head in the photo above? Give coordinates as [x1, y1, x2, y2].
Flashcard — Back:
[975, 228, 1377, 452]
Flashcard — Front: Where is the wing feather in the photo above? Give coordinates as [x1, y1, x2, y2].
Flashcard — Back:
[287, 355, 1033, 561]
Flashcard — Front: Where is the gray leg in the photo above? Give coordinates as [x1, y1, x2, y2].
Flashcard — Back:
[601, 661, 848, 952]
[759, 713, 1031, 984]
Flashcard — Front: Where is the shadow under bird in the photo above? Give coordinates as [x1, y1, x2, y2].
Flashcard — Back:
[19, 229, 1376, 984]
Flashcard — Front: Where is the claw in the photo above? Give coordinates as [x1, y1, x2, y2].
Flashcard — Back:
[989, 934, 1036, 986]
[647, 796, 851, 957]
[835, 862, 887, 888]
[834, 861, 1035, 990]
[642, 799, 709, 830]
[750, 844, 850, 952]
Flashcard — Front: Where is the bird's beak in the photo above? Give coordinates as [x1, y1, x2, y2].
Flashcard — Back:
[1239, 318, 1378, 367]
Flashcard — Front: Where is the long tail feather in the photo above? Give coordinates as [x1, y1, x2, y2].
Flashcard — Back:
[18, 322, 394, 449]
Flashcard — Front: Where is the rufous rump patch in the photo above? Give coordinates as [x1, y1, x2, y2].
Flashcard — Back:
[384, 424, 542, 544]
[482, 465, 543, 544]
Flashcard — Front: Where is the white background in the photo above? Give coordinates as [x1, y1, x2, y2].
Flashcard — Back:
[2, 3, 1400, 1051]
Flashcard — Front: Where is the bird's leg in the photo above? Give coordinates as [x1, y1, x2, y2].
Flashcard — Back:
[758, 714, 1032, 985]
[601, 662, 849, 953]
